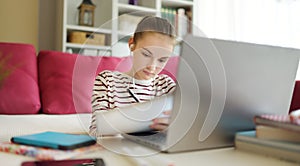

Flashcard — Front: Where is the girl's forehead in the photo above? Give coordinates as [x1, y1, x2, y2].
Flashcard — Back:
[136, 33, 174, 52]
[138, 46, 173, 55]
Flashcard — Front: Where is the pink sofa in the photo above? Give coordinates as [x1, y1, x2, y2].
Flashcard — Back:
[0, 42, 179, 115]
[0, 42, 179, 142]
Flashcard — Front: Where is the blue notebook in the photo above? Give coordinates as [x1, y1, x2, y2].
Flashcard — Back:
[11, 131, 96, 150]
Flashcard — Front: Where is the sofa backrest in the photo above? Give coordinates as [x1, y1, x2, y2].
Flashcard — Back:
[1, 42, 299, 115]
[38, 50, 300, 115]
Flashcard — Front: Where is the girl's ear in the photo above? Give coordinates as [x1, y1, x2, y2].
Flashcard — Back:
[128, 37, 135, 51]
[130, 44, 135, 50]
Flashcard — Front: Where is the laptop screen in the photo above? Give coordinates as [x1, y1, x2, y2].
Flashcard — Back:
[165, 34, 299, 152]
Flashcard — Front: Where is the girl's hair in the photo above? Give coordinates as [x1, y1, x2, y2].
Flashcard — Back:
[133, 16, 176, 44]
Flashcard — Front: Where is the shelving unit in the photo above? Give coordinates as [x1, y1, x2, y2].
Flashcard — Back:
[56, 0, 195, 56]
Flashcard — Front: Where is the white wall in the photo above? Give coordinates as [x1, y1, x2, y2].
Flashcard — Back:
[39, 0, 58, 51]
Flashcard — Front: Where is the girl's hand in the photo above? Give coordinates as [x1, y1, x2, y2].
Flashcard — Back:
[290, 109, 300, 124]
[150, 111, 171, 131]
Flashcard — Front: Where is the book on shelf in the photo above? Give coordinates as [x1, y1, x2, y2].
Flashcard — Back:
[161, 7, 192, 38]
[0, 142, 102, 160]
[235, 130, 300, 163]
[254, 114, 300, 132]
[256, 125, 300, 143]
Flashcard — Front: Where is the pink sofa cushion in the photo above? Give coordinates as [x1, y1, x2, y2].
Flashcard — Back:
[160, 56, 179, 81]
[38, 51, 132, 114]
[73, 55, 132, 114]
[39, 51, 95, 114]
[38, 51, 179, 114]
[0, 42, 40, 114]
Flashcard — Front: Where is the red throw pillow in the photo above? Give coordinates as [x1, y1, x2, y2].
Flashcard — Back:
[38, 51, 132, 114]
[0, 42, 40, 114]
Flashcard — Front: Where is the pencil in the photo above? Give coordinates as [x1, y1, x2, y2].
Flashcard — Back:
[127, 88, 140, 102]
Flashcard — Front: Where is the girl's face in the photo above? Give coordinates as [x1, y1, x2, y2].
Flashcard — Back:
[131, 33, 174, 80]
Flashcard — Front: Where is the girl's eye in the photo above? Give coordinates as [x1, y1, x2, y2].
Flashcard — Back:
[159, 57, 169, 63]
[158, 59, 167, 63]
[142, 52, 151, 57]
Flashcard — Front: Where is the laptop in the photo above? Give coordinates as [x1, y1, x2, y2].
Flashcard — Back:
[96, 35, 300, 153]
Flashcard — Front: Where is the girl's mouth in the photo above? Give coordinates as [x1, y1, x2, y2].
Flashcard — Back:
[143, 70, 155, 76]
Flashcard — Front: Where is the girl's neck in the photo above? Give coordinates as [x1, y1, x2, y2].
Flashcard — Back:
[123, 69, 154, 82]
[123, 69, 135, 79]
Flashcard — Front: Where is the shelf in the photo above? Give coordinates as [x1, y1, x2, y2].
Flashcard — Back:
[66, 25, 112, 34]
[59, 0, 195, 56]
[66, 43, 111, 50]
[161, 0, 193, 7]
[118, 3, 158, 15]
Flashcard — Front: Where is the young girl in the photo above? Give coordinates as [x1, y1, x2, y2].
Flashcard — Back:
[89, 16, 177, 137]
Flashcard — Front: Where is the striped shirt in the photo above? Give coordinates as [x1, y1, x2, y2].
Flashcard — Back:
[89, 70, 176, 136]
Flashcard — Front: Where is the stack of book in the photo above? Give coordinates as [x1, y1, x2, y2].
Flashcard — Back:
[235, 114, 300, 163]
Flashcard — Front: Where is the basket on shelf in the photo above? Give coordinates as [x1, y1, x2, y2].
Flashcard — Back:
[68, 31, 106, 46]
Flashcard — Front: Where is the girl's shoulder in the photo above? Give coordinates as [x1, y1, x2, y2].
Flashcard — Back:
[97, 70, 129, 80]
[155, 74, 175, 82]
[98, 70, 121, 77]
[153, 74, 176, 88]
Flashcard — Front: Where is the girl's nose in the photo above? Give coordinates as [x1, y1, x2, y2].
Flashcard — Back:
[147, 59, 157, 71]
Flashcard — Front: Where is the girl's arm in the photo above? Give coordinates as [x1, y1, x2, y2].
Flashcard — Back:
[151, 75, 177, 131]
[89, 71, 110, 137]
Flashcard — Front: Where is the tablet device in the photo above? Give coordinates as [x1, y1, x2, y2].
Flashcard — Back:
[96, 95, 173, 135]
[11, 131, 96, 150]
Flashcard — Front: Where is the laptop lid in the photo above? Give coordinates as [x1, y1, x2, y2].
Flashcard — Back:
[164, 35, 299, 152]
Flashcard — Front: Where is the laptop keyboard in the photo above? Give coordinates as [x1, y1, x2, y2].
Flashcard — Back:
[140, 132, 166, 144]
[126, 131, 167, 149]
